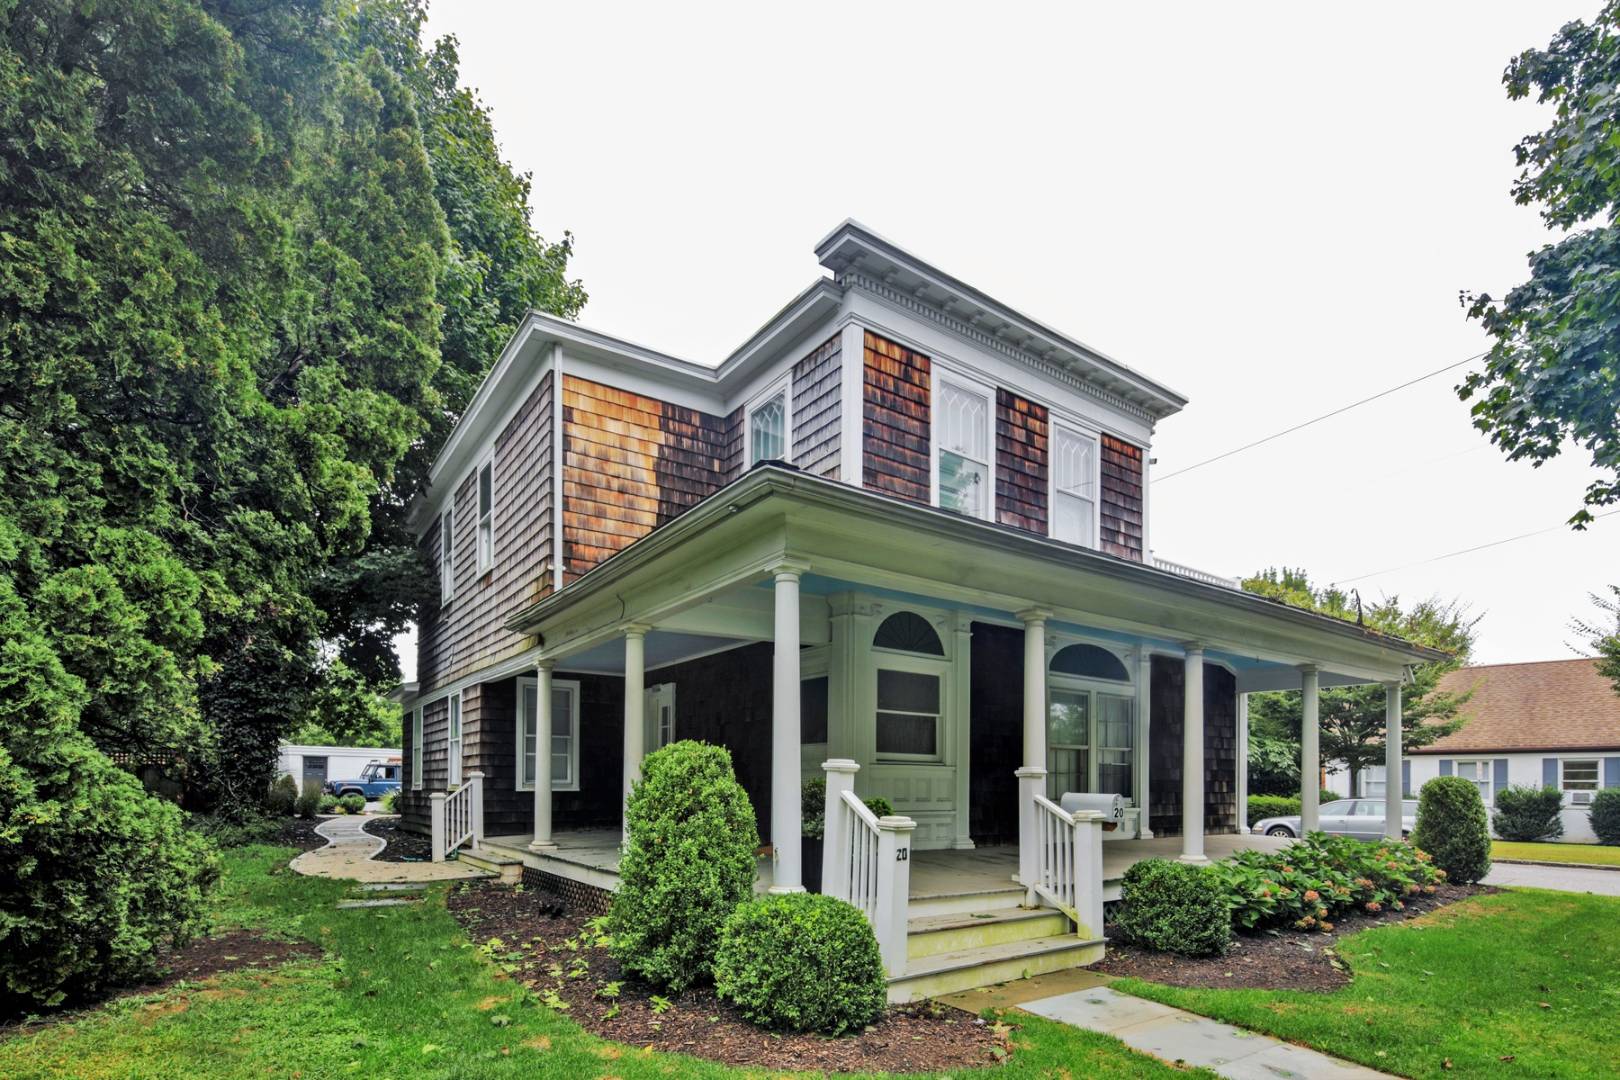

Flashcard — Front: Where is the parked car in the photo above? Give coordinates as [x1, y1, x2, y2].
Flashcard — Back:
[323, 760, 401, 801]
[1251, 798, 1418, 840]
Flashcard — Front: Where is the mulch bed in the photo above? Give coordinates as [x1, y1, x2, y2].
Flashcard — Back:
[446, 881, 1011, 1073]
[1093, 882, 1495, 991]
[272, 815, 330, 853]
[0, 930, 322, 1035]
[362, 815, 433, 863]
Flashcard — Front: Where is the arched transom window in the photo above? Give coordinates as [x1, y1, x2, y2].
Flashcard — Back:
[872, 611, 947, 761]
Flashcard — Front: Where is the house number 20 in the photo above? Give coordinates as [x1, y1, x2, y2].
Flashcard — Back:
[896, 849, 909, 862]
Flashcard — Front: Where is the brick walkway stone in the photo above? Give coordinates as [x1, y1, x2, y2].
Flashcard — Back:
[289, 814, 489, 884]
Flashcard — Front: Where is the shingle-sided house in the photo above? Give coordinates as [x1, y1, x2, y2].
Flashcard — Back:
[1328, 659, 1620, 843]
[395, 221, 1441, 998]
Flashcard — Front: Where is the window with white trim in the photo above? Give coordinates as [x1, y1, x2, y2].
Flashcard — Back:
[936, 377, 991, 519]
[517, 679, 580, 792]
[410, 707, 423, 790]
[1051, 425, 1098, 547]
[476, 457, 495, 574]
[1046, 643, 1134, 801]
[439, 507, 455, 605]
[873, 611, 947, 762]
[1454, 759, 1491, 804]
[1561, 759, 1599, 805]
[447, 692, 463, 787]
[749, 390, 787, 465]
[1365, 764, 1387, 798]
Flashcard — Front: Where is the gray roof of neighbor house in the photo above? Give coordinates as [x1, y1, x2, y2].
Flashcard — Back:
[1411, 659, 1620, 754]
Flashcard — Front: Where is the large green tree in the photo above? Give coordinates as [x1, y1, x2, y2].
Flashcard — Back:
[1460, 3, 1620, 525]
[1241, 569, 1477, 797]
[1571, 586, 1620, 694]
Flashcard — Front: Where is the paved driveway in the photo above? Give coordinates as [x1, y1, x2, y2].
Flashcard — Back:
[1483, 862, 1620, 896]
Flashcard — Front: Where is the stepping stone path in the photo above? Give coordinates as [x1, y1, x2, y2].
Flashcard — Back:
[335, 897, 419, 910]
[289, 814, 490, 884]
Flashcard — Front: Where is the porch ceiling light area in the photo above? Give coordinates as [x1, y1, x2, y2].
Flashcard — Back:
[555, 630, 746, 674]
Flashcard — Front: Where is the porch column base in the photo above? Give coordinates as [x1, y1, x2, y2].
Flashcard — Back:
[1015, 766, 1047, 900]
[950, 836, 977, 851]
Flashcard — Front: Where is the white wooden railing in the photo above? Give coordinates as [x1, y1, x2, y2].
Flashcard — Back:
[1028, 793, 1106, 939]
[430, 770, 483, 862]
[1150, 553, 1242, 590]
[821, 760, 914, 976]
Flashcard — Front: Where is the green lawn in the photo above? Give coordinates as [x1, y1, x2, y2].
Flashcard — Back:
[1493, 840, 1620, 866]
[1116, 888, 1620, 1079]
[0, 845, 1205, 1079]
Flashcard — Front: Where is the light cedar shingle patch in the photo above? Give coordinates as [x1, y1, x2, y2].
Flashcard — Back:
[1413, 658, 1620, 754]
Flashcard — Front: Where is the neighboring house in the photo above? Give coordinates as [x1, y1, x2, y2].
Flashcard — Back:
[394, 221, 1440, 996]
[1327, 659, 1620, 843]
[278, 744, 401, 792]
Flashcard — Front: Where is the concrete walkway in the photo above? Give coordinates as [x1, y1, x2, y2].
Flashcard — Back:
[1483, 861, 1620, 896]
[289, 814, 488, 884]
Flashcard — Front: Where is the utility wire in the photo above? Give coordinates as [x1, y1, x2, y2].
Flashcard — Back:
[1330, 508, 1620, 586]
[1152, 352, 1487, 484]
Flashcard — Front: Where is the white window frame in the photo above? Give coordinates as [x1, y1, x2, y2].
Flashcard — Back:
[515, 677, 581, 793]
[1560, 758, 1600, 805]
[1049, 421, 1102, 549]
[744, 376, 792, 467]
[447, 691, 463, 788]
[1454, 758, 1492, 804]
[476, 453, 495, 575]
[872, 651, 949, 764]
[410, 706, 423, 790]
[439, 506, 455, 607]
[1046, 664, 1135, 802]
[929, 370, 995, 522]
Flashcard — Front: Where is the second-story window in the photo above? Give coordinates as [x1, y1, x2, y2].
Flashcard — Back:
[1052, 426, 1098, 547]
[937, 377, 990, 519]
[477, 457, 495, 574]
[439, 506, 455, 605]
[750, 391, 787, 464]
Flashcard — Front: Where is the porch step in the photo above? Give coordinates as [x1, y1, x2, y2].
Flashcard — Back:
[905, 885, 1026, 920]
[886, 933, 1107, 1003]
[906, 908, 1071, 961]
[456, 847, 523, 885]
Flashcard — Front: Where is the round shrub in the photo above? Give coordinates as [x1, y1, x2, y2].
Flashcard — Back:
[714, 893, 886, 1034]
[316, 792, 339, 814]
[1412, 775, 1491, 883]
[608, 740, 759, 990]
[1492, 785, 1564, 842]
[1592, 788, 1620, 846]
[339, 793, 365, 815]
[267, 773, 299, 817]
[1114, 858, 1231, 956]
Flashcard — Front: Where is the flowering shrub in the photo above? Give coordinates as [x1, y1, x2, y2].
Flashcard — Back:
[1207, 833, 1446, 933]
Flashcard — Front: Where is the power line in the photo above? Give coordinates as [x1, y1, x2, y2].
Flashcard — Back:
[1330, 508, 1620, 586]
[1152, 352, 1486, 484]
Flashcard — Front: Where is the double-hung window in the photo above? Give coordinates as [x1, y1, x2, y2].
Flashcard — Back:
[439, 507, 455, 605]
[1561, 759, 1599, 805]
[447, 692, 463, 787]
[410, 707, 423, 790]
[872, 611, 947, 762]
[476, 457, 495, 574]
[517, 679, 579, 791]
[936, 377, 991, 519]
[1051, 426, 1098, 547]
[1046, 642, 1134, 801]
[749, 388, 788, 465]
[1454, 759, 1491, 804]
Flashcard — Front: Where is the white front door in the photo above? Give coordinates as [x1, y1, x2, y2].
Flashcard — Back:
[645, 683, 676, 752]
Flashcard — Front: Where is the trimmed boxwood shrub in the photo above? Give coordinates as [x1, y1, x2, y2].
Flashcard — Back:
[1113, 859, 1231, 957]
[1412, 776, 1491, 883]
[267, 773, 298, 817]
[339, 793, 366, 815]
[713, 893, 886, 1034]
[608, 741, 759, 990]
[1492, 785, 1564, 842]
[1592, 788, 1620, 846]
[1247, 794, 1300, 828]
[317, 792, 339, 814]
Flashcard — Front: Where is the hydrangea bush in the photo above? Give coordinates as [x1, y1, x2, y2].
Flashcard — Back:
[1207, 833, 1446, 933]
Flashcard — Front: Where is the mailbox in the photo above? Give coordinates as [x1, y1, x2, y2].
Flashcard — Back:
[1059, 792, 1125, 830]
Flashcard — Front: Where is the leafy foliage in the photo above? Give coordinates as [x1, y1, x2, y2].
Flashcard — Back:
[268, 774, 300, 817]
[1491, 785, 1565, 842]
[713, 894, 886, 1035]
[1412, 776, 1492, 883]
[1242, 568, 1474, 789]
[296, 782, 323, 820]
[1113, 859, 1231, 957]
[1247, 794, 1302, 828]
[1570, 586, 1620, 695]
[1208, 834, 1444, 933]
[339, 793, 366, 815]
[1460, 3, 1620, 522]
[608, 741, 759, 991]
[801, 778, 895, 837]
[1591, 788, 1620, 845]
[1247, 734, 1302, 797]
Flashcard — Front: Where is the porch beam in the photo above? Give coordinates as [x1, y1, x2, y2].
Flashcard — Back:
[1016, 608, 1050, 893]
[529, 660, 556, 852]
[1384, 680, 1403, 840]
[1300, 665, 1320, 834]
[769, 561, 809, 893]
[1180, 644, 1207, 863]
[622, 624, 649, 844]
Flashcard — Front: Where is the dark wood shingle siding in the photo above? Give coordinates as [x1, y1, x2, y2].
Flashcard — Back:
[792, 335, 841, 480]
[1148, 656, 1238, 837]
[416, 371, 554, 695]
[995, 388, 1048, 534]
[561, 376, 729, 581]
[1099, 434, 1145, 562]
[400, 695, 452, 833]
[862, 331, 931, 503]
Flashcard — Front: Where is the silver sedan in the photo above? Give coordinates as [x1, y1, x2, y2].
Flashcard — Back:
[1251, 798, 1418, 841]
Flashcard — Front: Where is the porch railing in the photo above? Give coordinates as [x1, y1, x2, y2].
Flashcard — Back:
[821, 760, 914, 977]
[1150, 553, 1242, 590]
[430, 770, 483, 862]
[1029, 793, 1106, 939]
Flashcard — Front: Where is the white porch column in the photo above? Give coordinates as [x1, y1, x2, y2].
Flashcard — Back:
[951, 613, 975, 850]
[1016, 608, 1051, 891]
[1180, 644, 1207, 863]
[1236, 691, 1250, 824]
[1300, 665, 1320, 834]
[769, 563, 806, 893]
[1137, 649, 1154, 838]
[622, 624, 649, 844]
[529, 661, 556, 852]
[1384, 680, 1403, 840]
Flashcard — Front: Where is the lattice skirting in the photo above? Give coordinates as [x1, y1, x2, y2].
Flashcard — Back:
[520, 866, 612, 915]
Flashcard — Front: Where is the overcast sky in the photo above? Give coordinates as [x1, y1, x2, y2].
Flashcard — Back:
[404, 1, 1616, 676]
